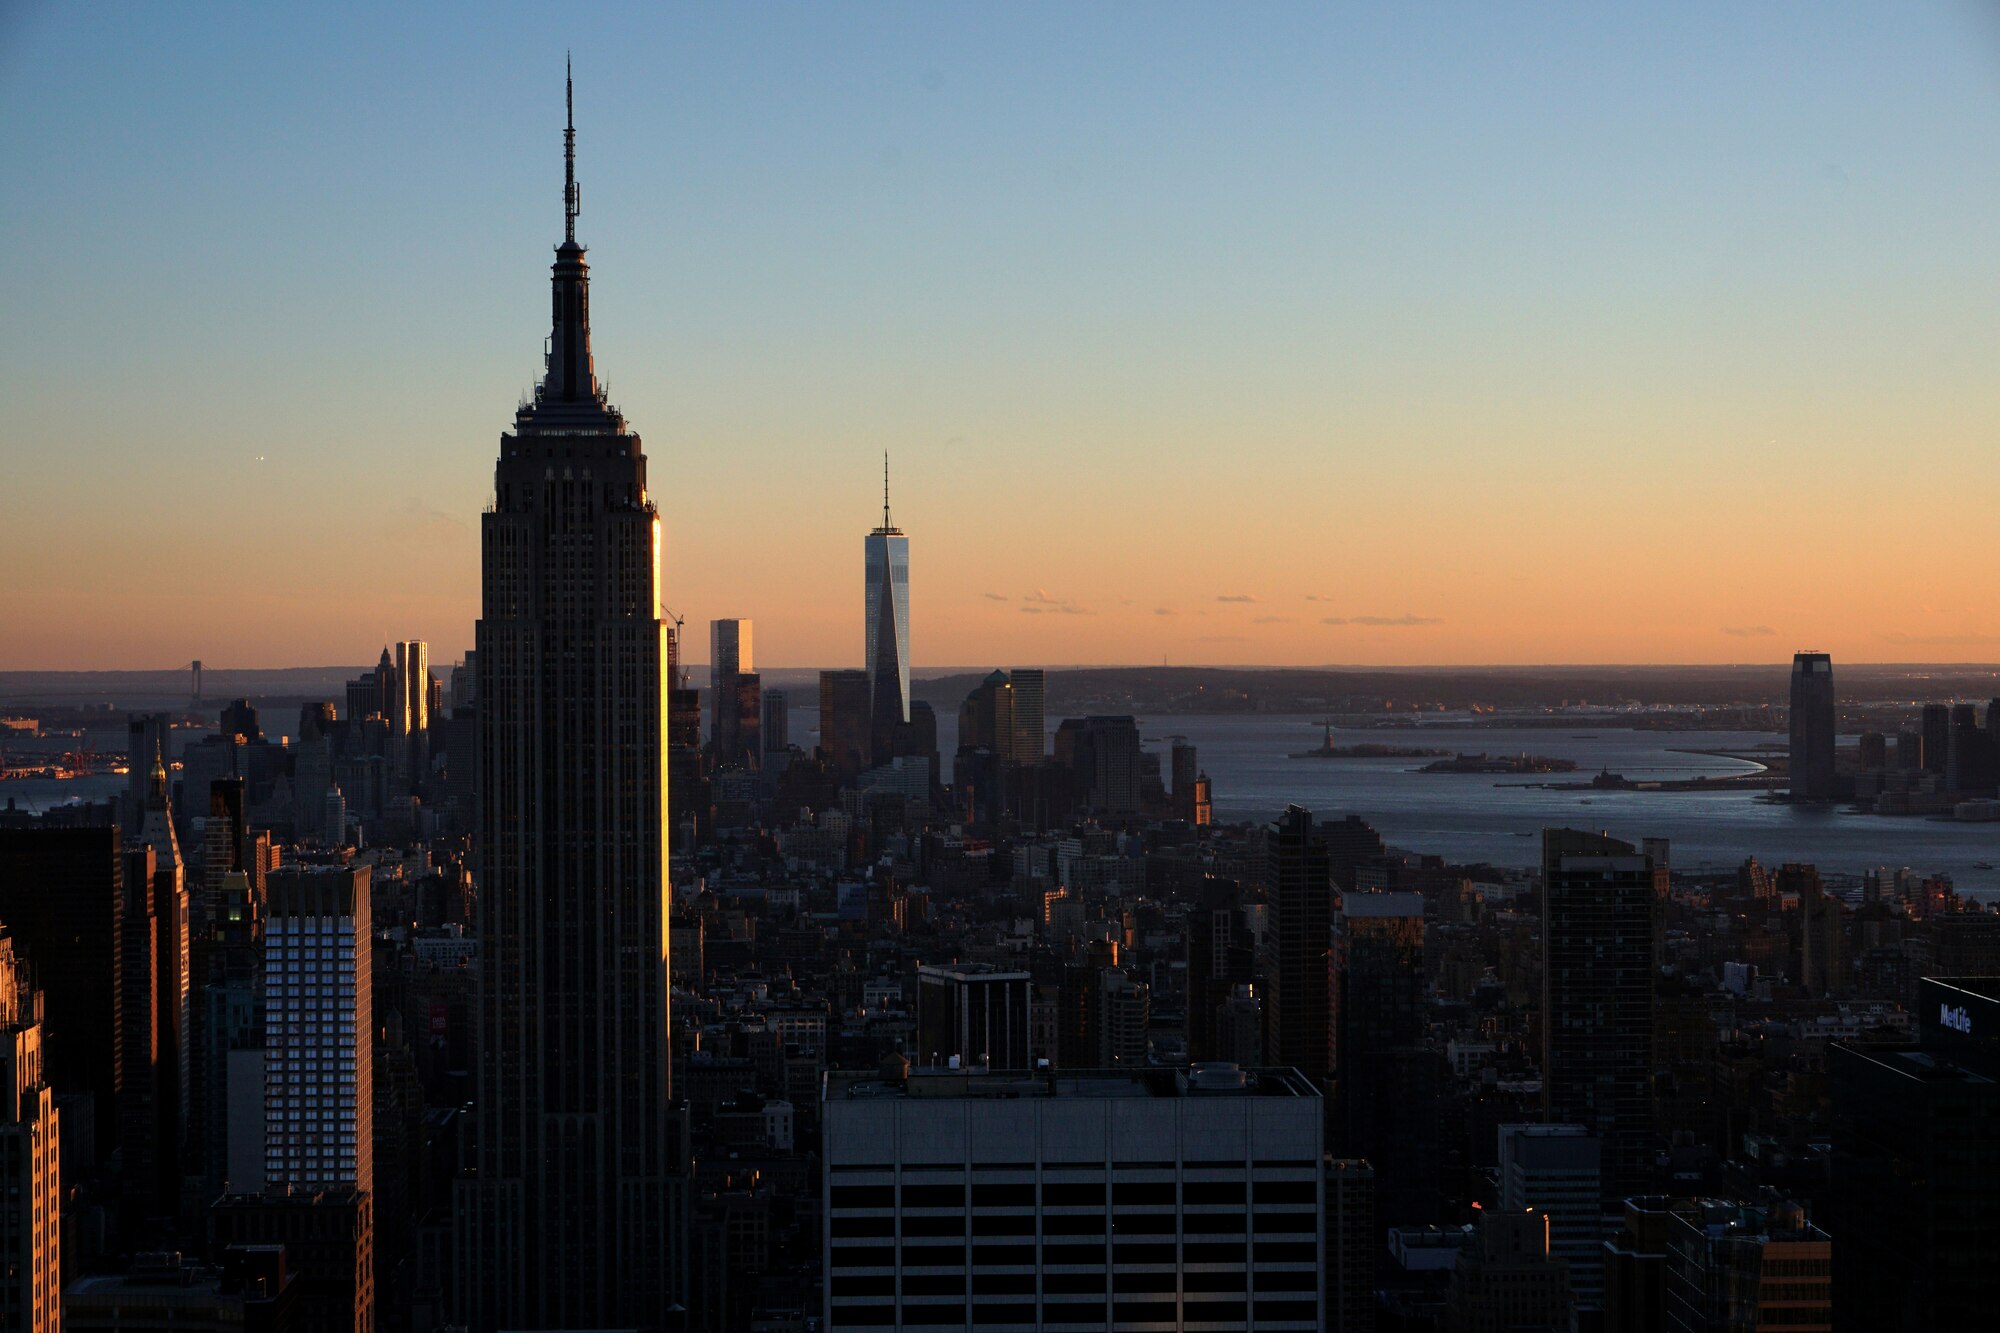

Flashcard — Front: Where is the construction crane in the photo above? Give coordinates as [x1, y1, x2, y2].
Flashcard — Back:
[663, 608, 688, 689]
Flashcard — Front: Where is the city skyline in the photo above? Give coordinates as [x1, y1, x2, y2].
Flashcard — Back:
[9, 4, 2000, 670]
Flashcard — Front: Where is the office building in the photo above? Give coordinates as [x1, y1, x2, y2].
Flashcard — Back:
[0, 930, 61, 1333]
[1829, 976, 2000, 1331]
[1659, 1196, 1830, 1333]
[264, 866, 372, 1195]
[823, 1064, 1323, 1331]
[1787, 652, 1836, 800]
[819, 669, 872, 783]
[1262, 806, 1333, 1082]
[458, 72, 678, 1328]
[1170, 740, 1199, 821]
[1442, 1209, 1571, 1333]
[762, 688, 790, 755]
[732, 671, 763, 767]
[210, 1190, 371, 1333]
[1335, 891, 1438, 1228]
[116, 750, 188, 1225]
[64, 1248, 296, 1331]
[392, 639, 431, 782]
[1009, 668, 1046, 765]
[710, 619, 754, 762]
[0, 825, 123, 1156]
[1921, 702, 1951, 774]
[1052, 715, 1142, 814]
[915, 964, 1033, 1070]
[1540, 829, 1660, 1204]
[1497, 1124, 1603, 1315]
[125, 711, 170, 835]
[865, 458, 912, 762]
[1325, 1159, 1375, 1333]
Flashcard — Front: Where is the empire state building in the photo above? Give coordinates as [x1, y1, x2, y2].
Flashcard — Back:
[458, 71, 677, 1327]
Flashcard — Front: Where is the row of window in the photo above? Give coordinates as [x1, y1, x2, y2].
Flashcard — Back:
[830, 1211, 1315, 1239]
[828, 1299, 1318, 1328]
[834, 1180, 1314, 1210]
[829, 1239, 1318, 1268]
[832, 1269, 1319, 1298]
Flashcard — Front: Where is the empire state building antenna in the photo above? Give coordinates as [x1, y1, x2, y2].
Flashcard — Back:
[564, 53, 580, 244]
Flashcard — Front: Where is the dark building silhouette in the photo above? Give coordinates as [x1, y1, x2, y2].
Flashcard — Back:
[1921, 702, 1951, 775]
[1052, 715, 1142, 815]
[1540, 828, 1660, 1205]
[865, 459, 911, 766]
[456, 71, 679, 1327]
[1262, 806, 1333, 1083]
[1335, 891, 1438, 1228]
[1829, 976, 2000, 1331]
[915, 964, 1032, 1070]
[1009, 667, 1046, 765]
[818, 669, 871, 783]
[1787, 652, 1836, 800]
[0, 824, 123, 1156]
[1326, 1158, 1377, 1333]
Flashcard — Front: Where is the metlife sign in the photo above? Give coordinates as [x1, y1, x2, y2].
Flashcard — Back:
[1940, 1003, 1974, 1036]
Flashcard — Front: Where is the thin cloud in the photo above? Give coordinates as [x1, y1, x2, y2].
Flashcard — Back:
[1721, 625, 1775, 638]
[1153, 607, 1177, 617]
[1323, 614, 1443, 627]
[1876, 631, 2000, 646]
[1303, 594, 1329, 602]
[1217, 594, 1258, 604]
[982, 592, 1009, 601]
[1253, 615, 1293, 625]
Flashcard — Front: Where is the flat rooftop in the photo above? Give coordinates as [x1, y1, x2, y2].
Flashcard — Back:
[826, 1064, 1317, 1102]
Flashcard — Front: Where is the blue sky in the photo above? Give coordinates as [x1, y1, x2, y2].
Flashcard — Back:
[5, 3, 2000, 667]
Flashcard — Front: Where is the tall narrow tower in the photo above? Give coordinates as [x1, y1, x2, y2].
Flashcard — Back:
[459, 65, 676, 1328]
[865, 453, 911, 764]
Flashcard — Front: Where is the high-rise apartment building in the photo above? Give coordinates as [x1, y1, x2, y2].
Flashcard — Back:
[1540, 829, 1661, 1205]
[459, 71, 678, 1328]
[710, 618, 753, 762]
[1262, 806, 1333, 1083]
[865, 459, 912, 762]
[823, 1064, 1324, 1331]
[0, 931, 60, 1333]
[1787, 652, 1836, 800]
[264, 866, 371, 1195]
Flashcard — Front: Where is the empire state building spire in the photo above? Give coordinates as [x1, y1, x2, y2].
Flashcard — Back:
[546, 58, 596, 403]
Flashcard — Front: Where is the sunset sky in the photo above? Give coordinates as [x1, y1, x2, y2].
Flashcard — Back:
[5, 3, 2000, 670]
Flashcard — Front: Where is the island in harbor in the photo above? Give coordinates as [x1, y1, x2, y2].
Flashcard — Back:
[1419, 752, 1580, 775]
[1287, 721, 1453, 760]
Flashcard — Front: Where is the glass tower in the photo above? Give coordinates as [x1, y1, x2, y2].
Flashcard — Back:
[865, 456, 911, 750]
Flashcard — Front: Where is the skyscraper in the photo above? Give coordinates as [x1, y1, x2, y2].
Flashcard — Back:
[1262, 805, 1333, 1083]
[1540, 828, 1660, 1205]
[459, 69, 677, 1327]
[264, 866, 371, 1196]
[0, 930, 60, 1333]
[1009, 667, 1046, 765]
[1787, 652, 1836, 800]
[709, 618, 753, 763]
[865, 454, 911, 762]
[1333, 891, 1437, 1228]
